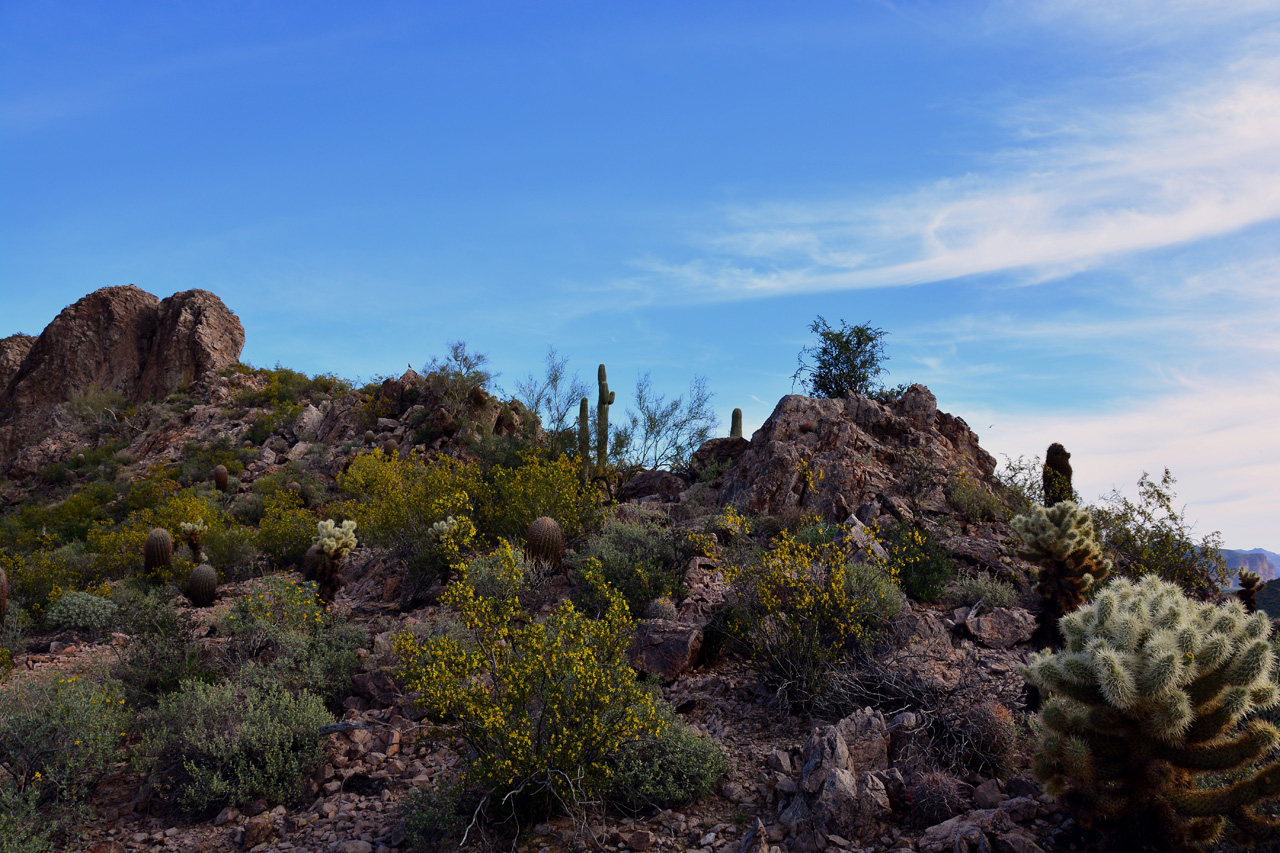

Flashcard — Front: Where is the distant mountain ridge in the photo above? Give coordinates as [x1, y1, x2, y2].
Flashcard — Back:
[1223, 548, 1280, 583]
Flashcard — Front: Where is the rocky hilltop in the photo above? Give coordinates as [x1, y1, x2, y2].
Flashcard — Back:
[0, 287, 1267, 853]
[0, 285, 244, 473]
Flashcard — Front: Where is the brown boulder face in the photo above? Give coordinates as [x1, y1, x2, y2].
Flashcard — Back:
[718, 388, 996, 520]
[0, 333, 35, 393]
[626, 619, 703, 682]
[965, 607, 1037, 650]
[686, 436, 750, 481]
[135, 289, 245, 401]
[619, 469, 688, 503]
[0, 286, 243, 464]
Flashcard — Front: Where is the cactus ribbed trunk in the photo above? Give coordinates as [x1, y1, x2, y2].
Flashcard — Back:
[730, 408, 743, 439]
[596, 364, 614, 479]
[578, 396, 591, 487]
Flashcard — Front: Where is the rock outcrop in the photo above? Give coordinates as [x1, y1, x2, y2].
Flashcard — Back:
[0, 286, 244, 467]
[0, 333, 35, 393]
[719, 385, 995, 522]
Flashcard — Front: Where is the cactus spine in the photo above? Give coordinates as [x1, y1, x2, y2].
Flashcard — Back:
[1024, 575, 1280, 851]
[596, 364, 614, 478]
[187, 563, 218, 608]
[213, 464, 229, 493]
[144, 528, 174, 580]
[730, 408, 743, 439]
[578, 396, 591, 487]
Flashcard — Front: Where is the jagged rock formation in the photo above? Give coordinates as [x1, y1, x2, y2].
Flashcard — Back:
[0, 333, 35, 392]
[0, 286, 244, 469]
[719, 385, 995, 521]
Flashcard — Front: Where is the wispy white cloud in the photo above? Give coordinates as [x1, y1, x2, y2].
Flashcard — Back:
[973, 372, 1280, 551]
[630, 32, 1280, 302]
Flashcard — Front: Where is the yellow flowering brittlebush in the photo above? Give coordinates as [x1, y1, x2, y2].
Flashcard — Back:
[394, 549, 663, 813]
[473, 451, 597, 543]
[723, 527, 902, 705]
[336, 451, 478, 549]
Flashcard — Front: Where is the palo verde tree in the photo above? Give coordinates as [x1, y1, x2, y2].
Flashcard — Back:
[792, 316, 903, 400]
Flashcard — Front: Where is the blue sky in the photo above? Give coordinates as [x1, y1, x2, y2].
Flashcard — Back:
[3, 1, 1278, 550]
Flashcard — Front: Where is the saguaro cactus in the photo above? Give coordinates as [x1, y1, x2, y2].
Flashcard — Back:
[730, 408, 743, 439]
[578, 396, 591, 487]
[596, 364, 614, 478]
[1025, 575, 1280, 851]
[0, 565, 8, 631]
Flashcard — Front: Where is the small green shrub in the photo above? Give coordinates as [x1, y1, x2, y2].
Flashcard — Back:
[0, 782, 56, 853]
[945, 470, 1004, 522]
[872, 520, 953, 602]
[946, 570, 1018, 614]
[0, 674, 129, 803]
[223, 576, 365, 706]
[144, 679, 332, 815]
[111, 586, 213, 706]
[46, 591, 118, 635]
[398, 784, 466, 853]
[569, 511, 697, 620]
[607, 703, 727, 811]
[203, 525, 260, 579]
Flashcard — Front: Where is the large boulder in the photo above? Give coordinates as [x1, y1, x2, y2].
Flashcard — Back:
[0, 286, 244, 465]
[718, 387, 995, 520]
[627, 619, 703, 682]
[0, 333, 35, 394]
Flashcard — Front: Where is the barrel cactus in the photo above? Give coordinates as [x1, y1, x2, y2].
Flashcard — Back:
[144, 528, 174, 580]
[364, 430, 376, 445]
[186, 562, 218, 608]
[907, 770, 966, 828]
[1024, 575, 1280, 851]
[524, 516, 564, 567]
[213, 464, 229, 492]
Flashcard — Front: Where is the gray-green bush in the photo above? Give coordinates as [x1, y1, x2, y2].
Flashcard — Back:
[607, 704, 728, 812]
[144, 680, 332, 815]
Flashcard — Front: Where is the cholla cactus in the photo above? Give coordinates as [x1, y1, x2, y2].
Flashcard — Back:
[1011, 501, 1111, 650]
[180, 519, 208, 565]
[315, 519, 357, 561]
[306, 519, 358, 605]
[427, 516, 457, 543]
[1025, 575, 1280, 851]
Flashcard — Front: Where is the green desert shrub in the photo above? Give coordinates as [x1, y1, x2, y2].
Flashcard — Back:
[0, 674, 130, 804]
[607, 703, 728, 812]
[111, 586, 214, 706]
[1089, 468, 1229, 598]
[45, 591, 118, 635]
[202, 525, 260, 579]
[946, 570, 1018, 615]
[397, 784, 467, 853]
[872, 520, 954, 603]
[143, 679, 332, 816]
[222, 576, 365, 706]
[569, 510, 698, 620]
